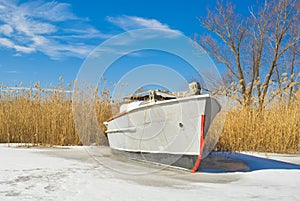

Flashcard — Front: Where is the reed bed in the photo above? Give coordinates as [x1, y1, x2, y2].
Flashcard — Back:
[0, 82, 112, 146]
[0, 81, 299, 153]
[217, 92, 300, 153]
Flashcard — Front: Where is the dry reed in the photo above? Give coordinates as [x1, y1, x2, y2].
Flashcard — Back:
[216, 90, 300, 153]
[0, 82, 112, 146]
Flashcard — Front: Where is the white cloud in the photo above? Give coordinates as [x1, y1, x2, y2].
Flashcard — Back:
[0, 37, 35, 53]
[0, 0, 108, 59]
[0, 37, 13, 47]
[21, 1, 78, 22]
[32, 35, 48, 46]
[14, 45, 35, 53]
[106, 15, 181, 35]
[106, 16, 166, 30]
[52, 27, 112, 39]
[0, 24, 13, 36]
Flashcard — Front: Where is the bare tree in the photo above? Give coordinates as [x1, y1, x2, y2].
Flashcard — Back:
[200, 0, 300, 109]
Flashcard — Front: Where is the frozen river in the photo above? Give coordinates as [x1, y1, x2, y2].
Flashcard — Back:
[0, 144, 300, 201]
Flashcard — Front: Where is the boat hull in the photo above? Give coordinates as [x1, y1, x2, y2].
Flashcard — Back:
[111, 149, 198, 170]
[105, 94, 221, 170]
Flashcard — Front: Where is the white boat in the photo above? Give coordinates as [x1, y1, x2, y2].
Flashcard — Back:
[104, 82, 221, 172]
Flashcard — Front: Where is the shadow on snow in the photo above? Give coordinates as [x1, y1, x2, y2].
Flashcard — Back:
[198, 152, 300, 173]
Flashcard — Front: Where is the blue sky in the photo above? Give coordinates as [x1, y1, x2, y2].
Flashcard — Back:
[0, 0, 257, 89]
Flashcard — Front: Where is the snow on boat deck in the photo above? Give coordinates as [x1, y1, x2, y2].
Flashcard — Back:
[0, 144, 299, 201]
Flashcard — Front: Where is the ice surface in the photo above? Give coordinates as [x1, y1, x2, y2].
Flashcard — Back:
[0, 144, 299, 201]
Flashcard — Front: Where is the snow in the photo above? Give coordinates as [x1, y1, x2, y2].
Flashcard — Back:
[0, 144, 300, 201]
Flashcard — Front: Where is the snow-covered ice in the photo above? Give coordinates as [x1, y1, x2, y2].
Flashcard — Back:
[0, 144, 299, 201]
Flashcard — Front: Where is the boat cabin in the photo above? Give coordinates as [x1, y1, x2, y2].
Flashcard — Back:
[124, 90, 176, 102]
[123, 81, 202, 102]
